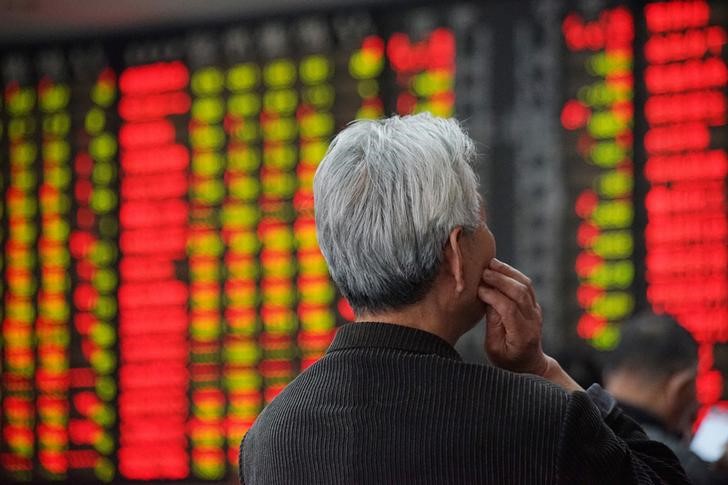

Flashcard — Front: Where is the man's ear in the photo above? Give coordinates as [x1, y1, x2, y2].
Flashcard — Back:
[444, 227, 465, 293]
[664, 368, 697, 430]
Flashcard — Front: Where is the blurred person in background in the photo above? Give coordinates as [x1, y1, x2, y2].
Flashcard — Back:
[604, 312, 728, 484]
[239, 114, 688, 484]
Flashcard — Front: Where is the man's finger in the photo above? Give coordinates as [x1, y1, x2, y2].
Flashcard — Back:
[481, 270, 538, 319]
[489, 258, 537, 306]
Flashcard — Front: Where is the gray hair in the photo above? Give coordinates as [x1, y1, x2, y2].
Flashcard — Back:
[313, 113, 482, 315]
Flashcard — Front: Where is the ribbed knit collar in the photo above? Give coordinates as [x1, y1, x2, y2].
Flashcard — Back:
[327, 322, 462, 361]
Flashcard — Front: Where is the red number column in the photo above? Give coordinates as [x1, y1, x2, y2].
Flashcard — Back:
[388, 27, 456, 117]
[68, 65, 118, 481]
[223, 61, 263, 469]
[643, 0, 728, 414]
[117, 61, 190, 480]
[36, 70, 72, 480]
[561, 7, 636, 349]
[1, 67, 38, 481]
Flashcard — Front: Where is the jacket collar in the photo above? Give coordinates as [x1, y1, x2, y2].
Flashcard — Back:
[326, 322, 462, 361]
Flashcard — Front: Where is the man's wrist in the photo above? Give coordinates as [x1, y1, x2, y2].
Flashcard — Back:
[540, 355, 584, 393]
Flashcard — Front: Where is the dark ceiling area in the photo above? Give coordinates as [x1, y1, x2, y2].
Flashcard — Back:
[0, 0, 417, 44]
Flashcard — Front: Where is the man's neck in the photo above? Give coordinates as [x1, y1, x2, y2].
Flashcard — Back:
[356, 302, 464, 346]
[605, 374, 670, 427]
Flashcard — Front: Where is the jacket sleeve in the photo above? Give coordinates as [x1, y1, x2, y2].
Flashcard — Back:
[556, 389, 690, 484]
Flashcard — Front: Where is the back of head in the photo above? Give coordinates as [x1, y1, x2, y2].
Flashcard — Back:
[605, 312, 698, 380]
[313, 113, 481, 315]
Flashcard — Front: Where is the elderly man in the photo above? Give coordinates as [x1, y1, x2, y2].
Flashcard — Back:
[239, 114, 687, 484]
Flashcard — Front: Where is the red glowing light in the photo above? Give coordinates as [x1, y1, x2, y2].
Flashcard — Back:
[645, 58, 727, 94]
[118, 281, 188, 310]
[119, 120, 176, 148]
[575, 252, 603, 278]
[362, 35, 385, 57]
[575, 190, 599, 218]
[561, 99, 590, 130]
[644, 122, 710, 154]
[645, 1, 710, 34]
[121, 173, 188, 200]
[120, 227, 187, 255]
[119, 92, 191, 121]
[396, 92, 417, 115]
[387, 28, 455, 73]
[645, 150, 728, 183]
[646, 26, 727, 64]
[645, 91, 726, 126]
[120, 200, 188, 228]
[119, 61, 189, 95]
[120, 144, 189, 174]
[337, 297, 355, 321]
[577, 313, 606, 339]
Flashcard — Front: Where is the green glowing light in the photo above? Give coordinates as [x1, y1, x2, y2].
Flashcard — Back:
[44, 112, 71, 136]
[191, 67, 224, 96]
[228, 93, 261, 118]
[590, 141, 627, 168]
[263, 144, 296, 170]
[94, 432, 114, 455]
[89, 133, 118, 161]
[590, 200, 633, 229]
[222, 204, 260, 229]
[90, 322, 116, 348]
[191, 179, 225, 205]
[94, 295, 117, 320]
[349, 50, 384, 80]
[263, 89, 298, 114]
[192, 98, 224, 123]
[300, 55, 332, 85]
[587, 51, 632, 77]
[92, 161, 116, 185]
[92, 403, 116, 427]
[45, 164, 72, 189]
[592, 231, 633, 259]
[96, 376, 117, 401]
[43, 140, 70, 163]
[192, 152, 225, 176]
[263, 59, 296, 88]
[596, 171, 633, 198]
[227, 63, 260, 92]
[229, 176, 261, 200]
[190, 124, 225, 150]
[589, 292, 634, 320]
[94, 457, 115, 483]
[591, 324, 620, 350]
[8, 88, 36, 116]
[228, 146, 261, 172]
[587, 110, 629, 139]
[12, 142, 37, 166]
[85, 108, 106, 134]
[91, 83, 116, 107]
[90, 241, 117, 266]
[300, 112, 334, 139]
[90, 348, 116, 375]
[90, 187, 118, 213]
[9, 117, 36, 140]
[302, 85, 335, 109]
[585, 260, 634, 288]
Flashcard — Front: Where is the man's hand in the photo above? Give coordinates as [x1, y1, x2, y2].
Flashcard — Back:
[478, 259, 582, 392]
